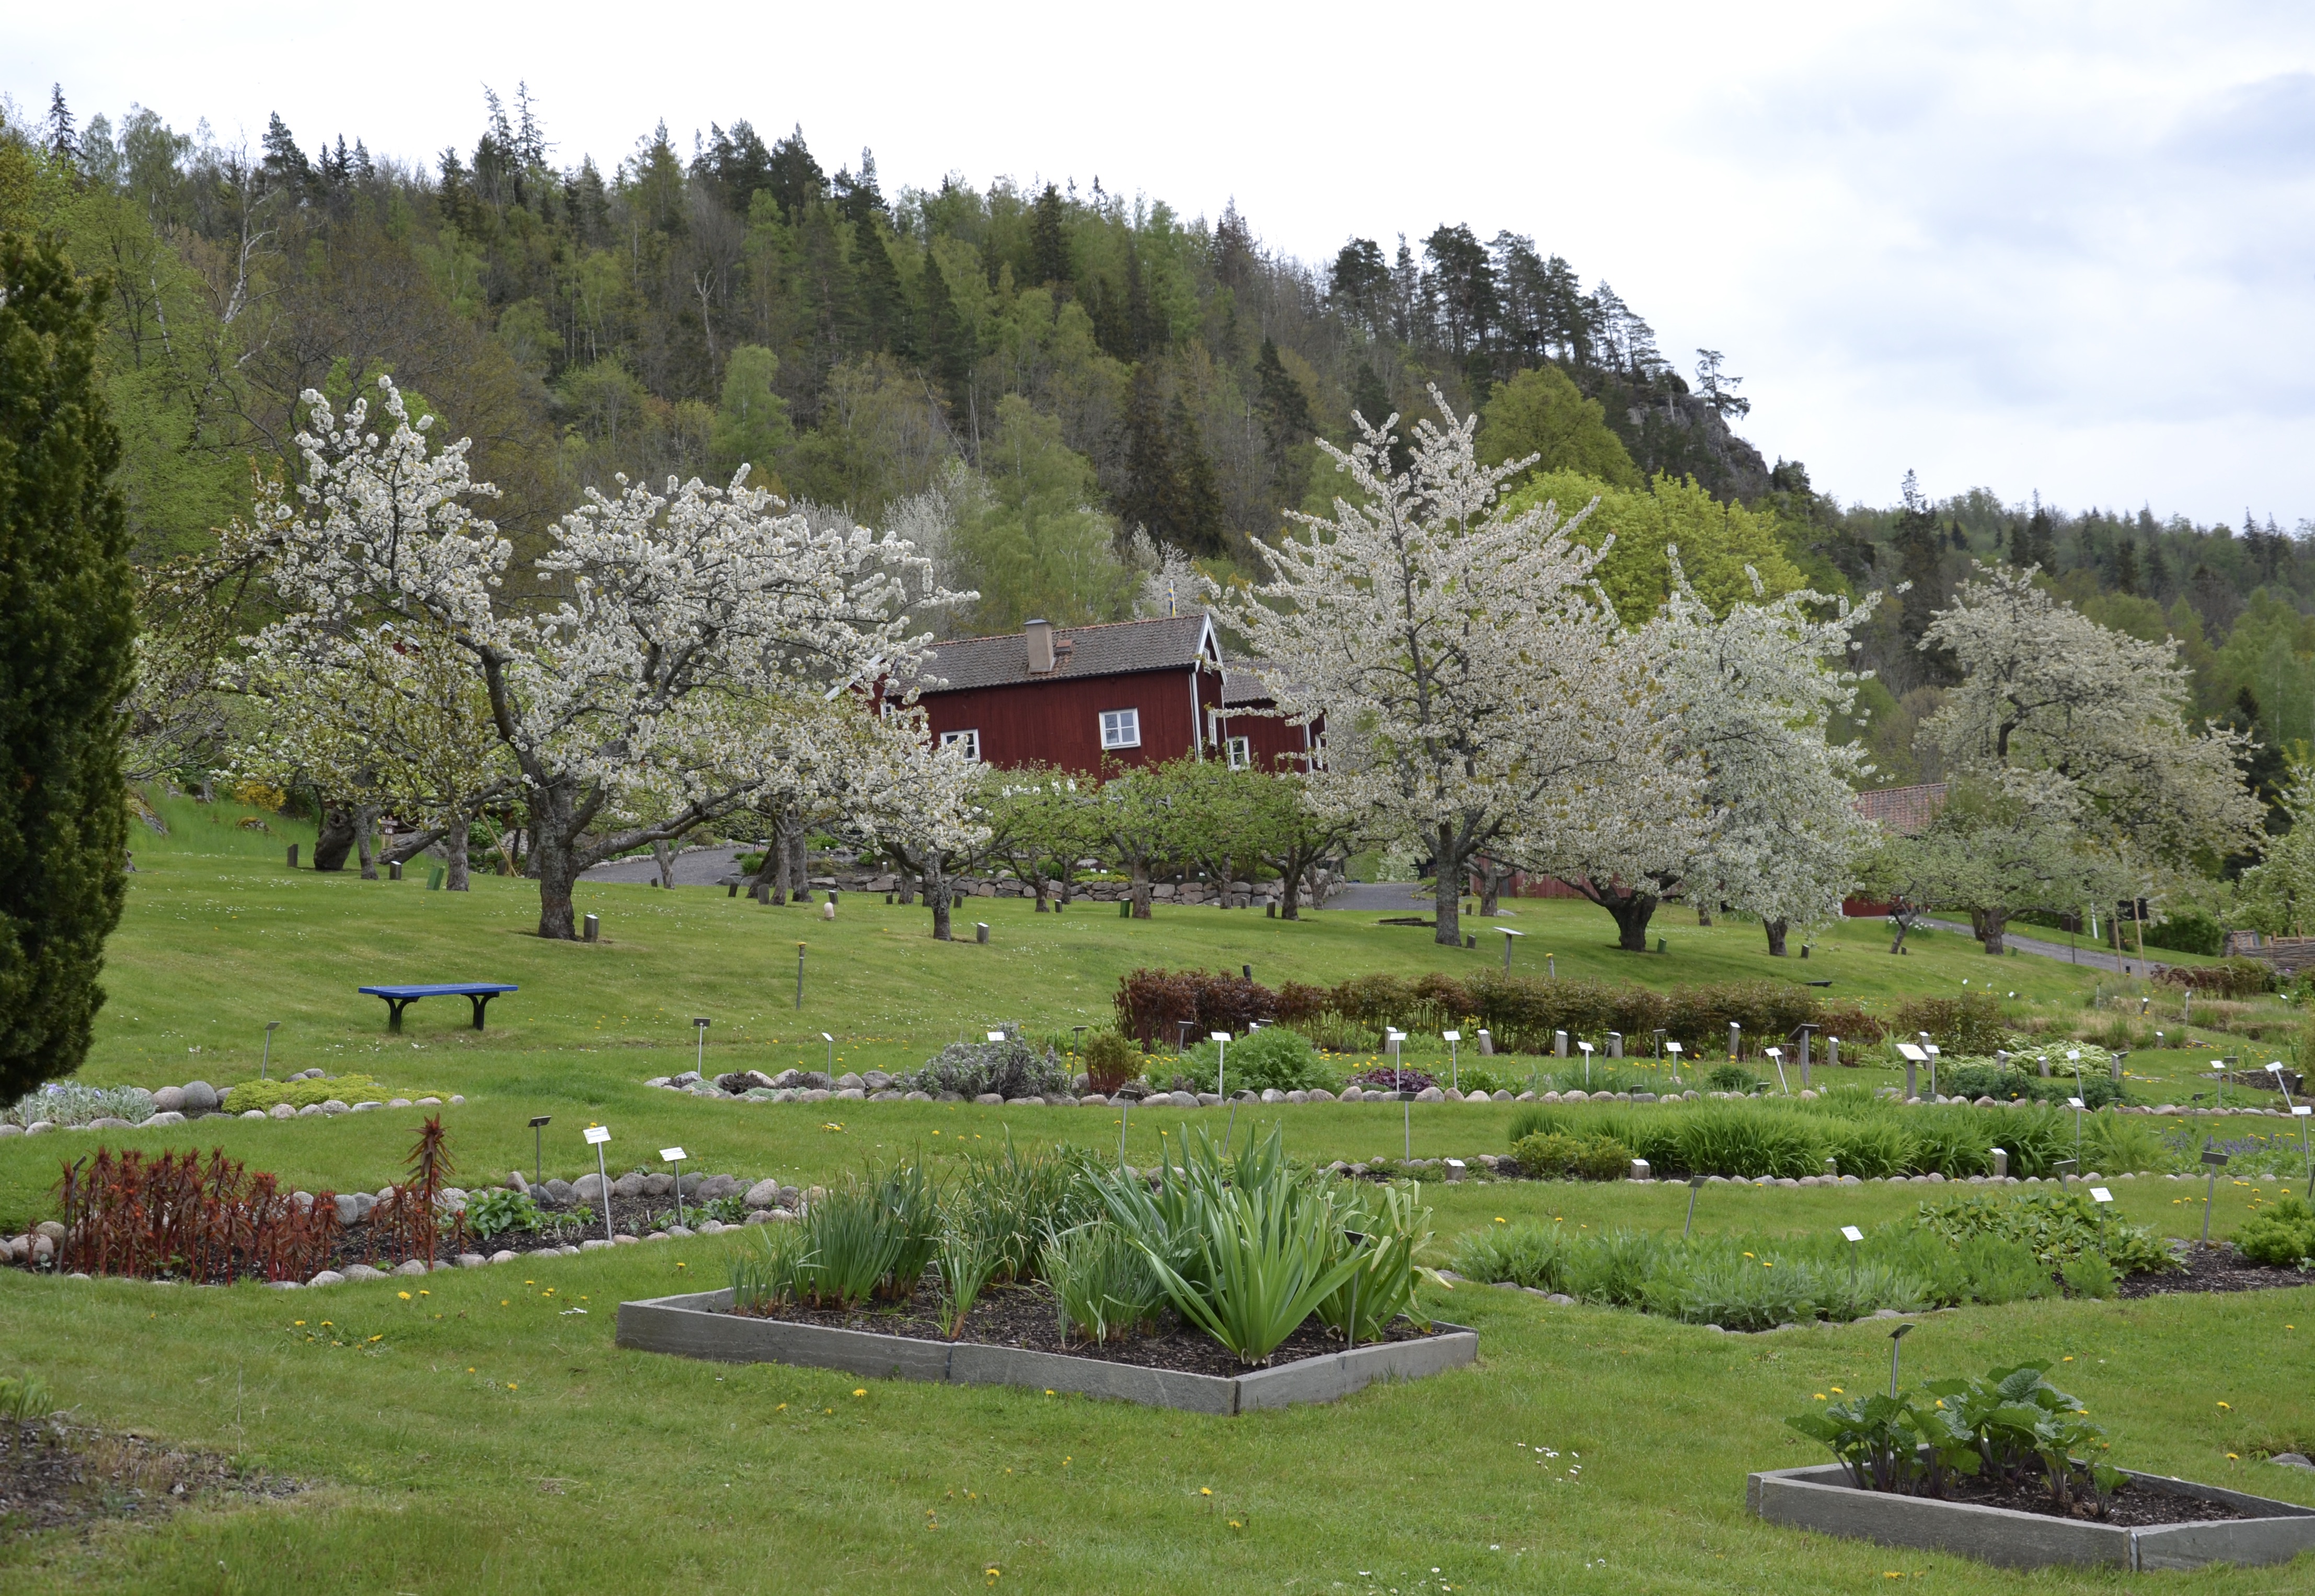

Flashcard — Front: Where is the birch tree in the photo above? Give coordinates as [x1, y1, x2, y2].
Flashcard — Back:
[247, 376, 949, 938]
[1212, 389, 1666, 947]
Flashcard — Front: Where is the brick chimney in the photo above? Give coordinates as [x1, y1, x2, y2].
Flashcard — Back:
[1025, 618, 1054, 674]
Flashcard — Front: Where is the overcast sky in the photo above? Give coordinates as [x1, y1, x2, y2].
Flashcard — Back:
[13, 1, 2311, 526]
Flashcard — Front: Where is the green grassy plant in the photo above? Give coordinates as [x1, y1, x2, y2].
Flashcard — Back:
[1039, 1222, 1166, 1345]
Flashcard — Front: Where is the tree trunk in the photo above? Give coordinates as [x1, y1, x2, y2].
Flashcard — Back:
[1696, 902, 1712, 927]
[1032, 875, 1051, 911]
[1764, 919, 1789, 957]
[787, 816, 808, 895]
[313, 805, 358, 871]
[529, 784, 581, 939]
[1888, 918, 1907, 954]
[1478, 863, 1504, 919]
[356, 807, 381, 880]
[1433, 824, 1463, 947]
[652, 839, 675, 889]
[445, 818, 471, 892]
[1602, 890, 1659, 953]
[1970, 908, 2007, 956]
[1131, 859, 1152, 919]
[1281, 865, 1304, 921]
[927, 871, 954, 940]
[898, 867, 917, 906]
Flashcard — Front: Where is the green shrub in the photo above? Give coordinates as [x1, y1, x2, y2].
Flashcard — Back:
[1821, 1117, 1915, 1179]
[1572, 1135, 1635, 1181]
[0, 1373, 55, 1423]
[1506, 1104, 1575, 1143]
[1918, 1188, 2175, 1276]
[2140, 909, 2222, 956]
[1509, 1132, 1582, 1178]
[466, 1188, 543, 1241]
[1707, 1064, 1761, 1093]
[1449, 1219, 1572, 1291]
[1673, 1105, 1820, 1179]
[2060, 1252, 2116, 1298]
[221, 1073, 432, 1112]
[1561, 1229, 1669, 1307]
[1081, 1030, 1139, 1094]
[1174, 1027, 1330, 1094]
[1040, 1222, 1166, 1345]
[2155, 956, 2274, 997]
[2235, 1193, 2315, 1267]
[1892, 992, 2008, 1054]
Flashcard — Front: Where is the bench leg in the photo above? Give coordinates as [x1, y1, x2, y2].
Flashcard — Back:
[385, 999, 411, 1032]
[470, 993, 493, 1031]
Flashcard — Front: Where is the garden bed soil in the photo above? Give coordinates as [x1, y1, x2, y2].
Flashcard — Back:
[2116, 1242, 2315, 1299]
[0, 1421, 301, 1542]
[728, 1280, 1433, 1379]
[1929, 1471, 2247, 1528]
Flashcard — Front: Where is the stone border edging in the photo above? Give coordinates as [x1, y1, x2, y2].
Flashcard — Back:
[1748, 1460, 2315, 1570]
[615, 1286, 1477, 1413]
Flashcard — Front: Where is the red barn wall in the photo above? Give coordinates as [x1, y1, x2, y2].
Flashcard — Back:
[919, 667, 1222, 773]
[1213, 707, 1312, 772]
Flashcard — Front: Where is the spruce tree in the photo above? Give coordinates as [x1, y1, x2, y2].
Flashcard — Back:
[1252, 337, 1313, 459]
[0, 234, 135, 1100]
[1029, 183, 1069, 287]
[851, 211, 910, 357]
[1161, 394, 1225, 557]
[1117, 362, 1173, 540]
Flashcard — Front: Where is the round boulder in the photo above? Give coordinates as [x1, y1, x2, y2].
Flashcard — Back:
[151, 1085, 186, 1113]
[180, 1081, 219, 1113]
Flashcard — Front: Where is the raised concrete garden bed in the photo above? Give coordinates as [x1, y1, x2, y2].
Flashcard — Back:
[1749, 1460, 2315, 1570]
[616, 1286, 1477, 1414]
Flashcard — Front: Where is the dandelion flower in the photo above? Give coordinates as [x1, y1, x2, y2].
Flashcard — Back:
[853, 1388, 867, 1398]
[1200, 1487, 1213, 1497]
[294, 1320, 305, 1327]
[507, 1383, 517, 1390]
[1830, 1386, 1844, 1394]
[1814, 1393, 1826, 1401]
[2218, 1401, 2232, 1409]
[398, 1291, 411, 1300]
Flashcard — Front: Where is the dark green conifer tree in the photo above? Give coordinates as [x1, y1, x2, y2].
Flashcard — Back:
[1161, 394, 1225, 557]
[851, 211, 910, 357]
[0, 234, 135, 1100]
[1029, 183, 1069, 288]
[1252, 337, 1313, 459]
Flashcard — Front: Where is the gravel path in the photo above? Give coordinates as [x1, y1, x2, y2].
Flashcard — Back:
[1916, 917, 2169, 977]
[579, 845, 748, 886]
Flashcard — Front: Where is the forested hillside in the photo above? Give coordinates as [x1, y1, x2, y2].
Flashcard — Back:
[1, 86, 2307, 808]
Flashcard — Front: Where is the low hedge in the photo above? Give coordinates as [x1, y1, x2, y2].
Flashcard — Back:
[1504, 1096, 2162, 1181]
[221, 1073, 439, 1111]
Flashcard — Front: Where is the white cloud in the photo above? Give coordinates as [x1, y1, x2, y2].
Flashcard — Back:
[11, 0, 2311, 522]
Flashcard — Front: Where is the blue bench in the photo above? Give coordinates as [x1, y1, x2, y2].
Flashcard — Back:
[358, 983, 518, 1032]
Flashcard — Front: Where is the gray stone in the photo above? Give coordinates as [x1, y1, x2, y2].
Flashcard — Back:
[307, 1269, 346, 1287]
[834, 1072, 864, 1090]
[387, 1097, 412, 1108]
[239, 1108, 266, 1120]
[696, 1175, 740, 1201]
[905, 1091, 935, 1103]
[457, 1253, 488, 1268]
[542, 1178, 576, 1204]
[2272, 1453, 2315, 1471]
[146, 1109, 187, 1126]
[320, 1099, 350, 1114]
[1415, 1086, 1445, 1103]
[151, 1085, 186, 1113]
[394, 1259, 428, 1277]
[181, 1081, 219, 1113]
[644, 1077, 671, 1089]
[489, 1250, 518, 1265]
[641, 1172, 673, 1197]
[581, 1238, 613, 1251]
[333, 1194, 365, 1225]
[611, 1172, 647, 1198]
[297, 1103, 325, 1117]
[744, 1178, 782, 1208]
[1195, 1092, 1222, 1107]
[834, 1088, 866, 1101]
[270, 1103, 296, 1119]
[341, 1264, 386, 1281]
[573, 1172, 607, 1201]
[974, 1092, 1005, 1105]
[506, 1170, 529, 1194]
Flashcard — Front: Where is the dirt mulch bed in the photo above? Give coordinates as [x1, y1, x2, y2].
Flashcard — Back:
[2117, 1243, 2315, 1299]
[0, 1420, 302, 1542]
[727, 1280, 1435, 1380]
[1891, 1468, 2250, 1527]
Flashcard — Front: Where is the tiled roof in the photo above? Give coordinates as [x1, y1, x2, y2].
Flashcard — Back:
[1853, 782, 1949, 835]
[1222, 667, 1276, 707]
[911, 614, 1214, 695]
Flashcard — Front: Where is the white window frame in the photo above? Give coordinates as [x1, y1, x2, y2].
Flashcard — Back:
[1225, 735, 1251, 770]
[939, 728, 981, 761]
[1099, 708, 1142, 749]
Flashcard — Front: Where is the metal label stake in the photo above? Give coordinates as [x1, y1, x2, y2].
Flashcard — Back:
[2201, 1147, 2229, 1246]
[1684, 1174, 1703, 1240]
[584, 1125, 614, 1243]
[261, 1021, 280, 1081]
[694, 1017, 710, 1075]
[663, 1146, 687, 1229]
[1444, 1030, 1461, 1093]
[794, 942, 806, 1009]
[1842, 1225, 1864, 1292]
[529, 1115, 551, 1184]
[1888, 1323, 1914, 1395]
[1212, 1031, 1231, 1101]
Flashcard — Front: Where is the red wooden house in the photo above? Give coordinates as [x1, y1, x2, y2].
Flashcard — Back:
[907, 614, 1324, 776]
[911, 615, 1227, 773]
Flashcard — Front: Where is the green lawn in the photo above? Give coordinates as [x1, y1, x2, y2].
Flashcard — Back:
[5, 842, 2314, 1591]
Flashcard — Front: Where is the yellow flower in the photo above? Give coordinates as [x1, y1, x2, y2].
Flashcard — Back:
[398, 1291, 411, 1300]
[1494, 1217, 1506, 1224]
[1200, 1487, 1213, 1497]
[507, 1382, 517, 1390]
[853, 1388, 867, 1398]
[1814, 1393, 1827, 1401]
[467, 1367, 476, 1373]
[2218, 1401, 2232, 1410]
[1830, 1386, 1845, 1394]
[293, 1320, 305, 1326]
[2228, 1452, 2240, 1460]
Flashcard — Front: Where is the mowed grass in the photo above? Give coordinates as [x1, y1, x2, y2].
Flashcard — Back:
[6, 841, 2314, 1590]
[3, 1174, 2312, 1594]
